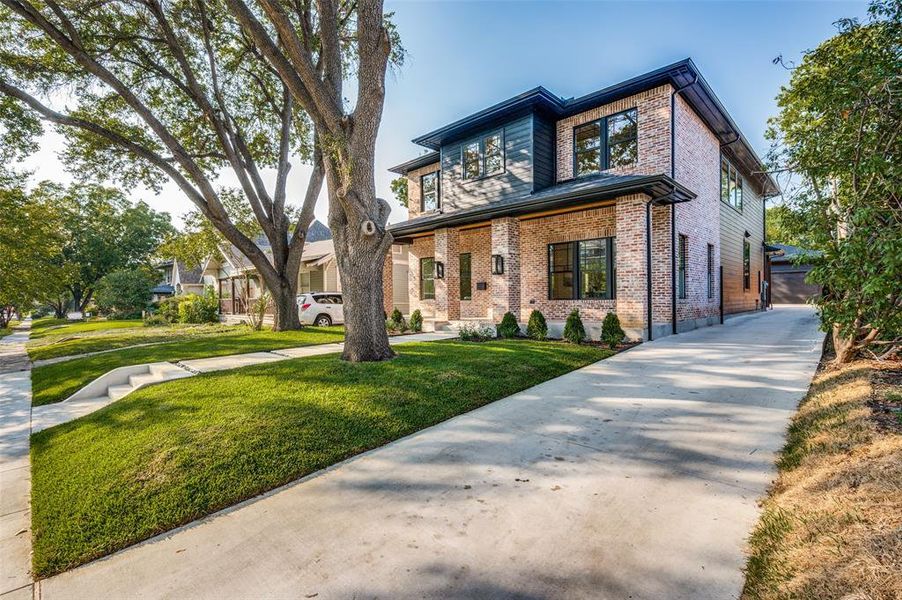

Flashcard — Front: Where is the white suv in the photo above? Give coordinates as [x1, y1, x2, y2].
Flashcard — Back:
[297, 292, 344, 327]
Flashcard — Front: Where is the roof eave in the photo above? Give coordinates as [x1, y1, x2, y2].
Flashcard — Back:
[388, 174, 694, 239]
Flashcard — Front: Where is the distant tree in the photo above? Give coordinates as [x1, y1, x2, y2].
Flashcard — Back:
[390, 177, 408, 208]
[0, 175, 66, 325]
[32, 183, 173, 316]
[94, 268, 157, 316]
[765, 204, 805, 247]
[767, 0, 901, 363]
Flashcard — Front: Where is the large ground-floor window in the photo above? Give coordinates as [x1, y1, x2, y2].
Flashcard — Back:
[548, 237, 615, 300]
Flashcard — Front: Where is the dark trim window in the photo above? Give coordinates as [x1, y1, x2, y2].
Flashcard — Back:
[459, 253, 472, 301]
[742, 240, 751, 290]
[707, 244, 715, 299]
[721, 157, 743, 211]
[420, 257, 435, 300]
[462, 132, 504, 180]
[573, 108, 638, 177]
[420, 172, 439, 212]
[548, 237, 616, 300]
[678, 234, 688, 300]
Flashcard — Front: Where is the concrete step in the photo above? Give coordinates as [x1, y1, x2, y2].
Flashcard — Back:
[106, 384, 134, 400]
[150, 362, 184, 377]
[129, 372, 160, 388]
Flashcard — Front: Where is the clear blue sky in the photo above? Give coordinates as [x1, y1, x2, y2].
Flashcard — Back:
[24, 0, 870, 225]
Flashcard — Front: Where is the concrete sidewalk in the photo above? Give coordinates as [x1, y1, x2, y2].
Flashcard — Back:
[38, 307, 823, 599]
[0, 320, 33, 600]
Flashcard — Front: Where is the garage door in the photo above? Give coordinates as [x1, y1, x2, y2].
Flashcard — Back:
[772, 271, 821, 304]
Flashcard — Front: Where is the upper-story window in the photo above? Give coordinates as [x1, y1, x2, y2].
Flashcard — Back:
[573, 108, 638, 177]
[421, 171, 439, 212]
[721, 157, 743, 211]
[462, 132, 504, 180]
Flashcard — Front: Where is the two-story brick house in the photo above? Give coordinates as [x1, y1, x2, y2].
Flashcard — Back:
[386, 59, 779, 340]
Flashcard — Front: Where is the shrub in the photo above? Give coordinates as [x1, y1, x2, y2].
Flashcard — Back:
[177, 287, 219, 324]
[601, 312, 626, 349]
[563, 309, 586, 344]
[458, 323, 495, 342]
[409, 309, 423, 332]
[93, 268, 156, 316]
[390, 308, 403, 324]
[158, 296, 181, 323]
[526, 309, 548, 341]
[248, 292, 271, 331]
[386, 315, 408, 333]
[143, 314, 168, 327]
[496, 311, 520, 339]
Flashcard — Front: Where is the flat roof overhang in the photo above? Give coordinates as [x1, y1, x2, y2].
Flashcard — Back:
[388, 174, 694, 241]
[388, 151, 441, 175]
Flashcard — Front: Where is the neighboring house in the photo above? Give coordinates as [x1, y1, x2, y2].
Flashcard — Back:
[152, 260, 205, 301]
[385, 58, 779, 340]
[769, 244, 822, 304]
[197, 220, 409, 321]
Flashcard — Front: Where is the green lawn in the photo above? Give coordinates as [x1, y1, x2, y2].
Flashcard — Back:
[28, 321, 243, 362]
[30, 318, 144, 339]
[0, 327, 11, 339]
[31, 339, 610, 577]
[31, 325, 345, 406]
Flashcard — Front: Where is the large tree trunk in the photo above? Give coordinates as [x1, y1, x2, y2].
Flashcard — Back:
[832, 324, 857, 364]
[269, 274, 301, 331]
[333, 230, 393, 362]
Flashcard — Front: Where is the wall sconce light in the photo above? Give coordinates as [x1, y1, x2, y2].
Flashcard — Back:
[435, 261, 445, 279]
[491, 254, 504, 275]
[744, 230, 751, 238]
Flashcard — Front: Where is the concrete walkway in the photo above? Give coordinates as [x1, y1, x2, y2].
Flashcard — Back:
[0, 320, 33, 600]
[38, 307, 823, 599]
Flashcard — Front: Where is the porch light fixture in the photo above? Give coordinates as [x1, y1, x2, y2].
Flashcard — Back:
[491, 254, 504, 275]
[435, 261, 445, 279]
[744, 230, 751, 238]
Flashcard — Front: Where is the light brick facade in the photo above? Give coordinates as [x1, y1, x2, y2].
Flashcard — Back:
[405, 162, 441, 221]
[393, 66, 770, 340]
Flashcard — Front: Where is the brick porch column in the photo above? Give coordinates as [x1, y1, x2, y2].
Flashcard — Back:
[490, 217, 521, 320]
[382, 250, 393, 316]
[434, 228, 460, 321]
[615, 195, 648, 333]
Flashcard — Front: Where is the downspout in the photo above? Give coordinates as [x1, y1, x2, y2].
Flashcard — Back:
[646, 197, 654, 341]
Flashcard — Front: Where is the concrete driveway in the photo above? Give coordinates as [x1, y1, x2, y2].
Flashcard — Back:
[39, 306, 823, 600]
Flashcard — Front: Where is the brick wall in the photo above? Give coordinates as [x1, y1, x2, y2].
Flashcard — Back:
[519, 205, 617, 321]
[556, 84, 673, 181]
[674, 94, 721, 323]
[434, 228, 460, 320]
[491, 217, 521, 319]
[405, 162, 440, 220]
[458, 226, 492, 318]
[382, 251, 393, 316]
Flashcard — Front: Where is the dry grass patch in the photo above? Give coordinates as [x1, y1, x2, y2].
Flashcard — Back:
[742, 351, 902, 600]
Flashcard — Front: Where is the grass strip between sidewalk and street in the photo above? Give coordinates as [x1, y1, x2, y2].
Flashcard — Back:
[30, 338, 610, 577]
[742, 346, 902, 600]
[31, 326, 345, 406]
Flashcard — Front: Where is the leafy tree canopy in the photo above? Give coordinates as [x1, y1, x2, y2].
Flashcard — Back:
[390, 176, 408, 208]
[31, 182, 174, 313]
[767, 0, 901, 362]
[94, 267, 157, 316]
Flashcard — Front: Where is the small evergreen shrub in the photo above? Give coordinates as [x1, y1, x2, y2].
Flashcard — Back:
[526, 309, 548, 341]
[409, 309, 423, 332]
[386, 315, 408, 333]
[391, 308, 403, 324]
[458, 323, 495, 342]
[601, 312, 626, 349]
[496, 311, 520, 338]
[563, 309, 587, 344]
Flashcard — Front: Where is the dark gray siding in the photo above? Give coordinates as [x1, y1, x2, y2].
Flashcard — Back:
[532, 114, 556, 191]
[440, 115, 534, 212]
